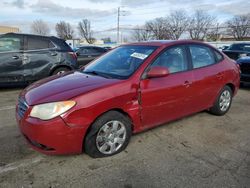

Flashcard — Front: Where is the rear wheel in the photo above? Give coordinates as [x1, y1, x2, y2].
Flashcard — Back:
[52, 67, 71, 75]
[84, 111, 132, 158]
[209, 86, 233, 116]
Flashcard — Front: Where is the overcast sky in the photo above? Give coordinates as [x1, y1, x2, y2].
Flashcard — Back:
[0, 0, 250, 39]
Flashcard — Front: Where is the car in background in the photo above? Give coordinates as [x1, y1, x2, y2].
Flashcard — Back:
[0, 33, 78, 86]
[16, 40, 240, 158]
[75, 46, 108, 66]
[236, 57, 250, 85]
[222, 43, 250, 60]
[218, 45, 229, 51]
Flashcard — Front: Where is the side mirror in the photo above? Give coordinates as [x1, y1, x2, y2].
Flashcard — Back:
[147, 66, 169, 78]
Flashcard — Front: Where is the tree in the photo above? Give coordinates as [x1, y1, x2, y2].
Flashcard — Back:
[165, 10, 190, 40]
[145, 18, 169, 40]
[55, 21, 74, 40]
[226, 14, 250, 41]
[188, 10, 216, 40]
[31, 19, 50, 36]
[206, 23, 221, 41]
[131, 25, 152, 42]
[78, 19, 95, 44]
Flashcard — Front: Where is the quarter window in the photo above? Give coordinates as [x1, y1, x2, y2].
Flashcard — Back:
[151, 46, 188, 73]
[0, 37, 21, 52]
[189, 45, 216, 69]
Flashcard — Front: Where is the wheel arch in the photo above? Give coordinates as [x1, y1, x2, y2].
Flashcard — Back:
[82, 108, 134, 152]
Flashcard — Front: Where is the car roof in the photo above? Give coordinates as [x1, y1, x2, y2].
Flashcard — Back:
[124, 40, 210, 47]
[2, 32, 61, 40]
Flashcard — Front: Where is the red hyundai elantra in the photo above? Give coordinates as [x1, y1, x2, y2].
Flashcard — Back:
[16, 40, 240, 158]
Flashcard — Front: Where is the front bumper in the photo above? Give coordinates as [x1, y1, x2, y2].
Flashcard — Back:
[16, 112, 88, 155]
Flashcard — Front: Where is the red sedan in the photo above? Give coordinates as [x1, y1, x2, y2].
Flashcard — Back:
[16, 40, 240, 158]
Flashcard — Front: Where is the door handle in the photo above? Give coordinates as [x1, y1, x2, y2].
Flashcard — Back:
[216, 73, 223, 79]
[12, 55, 19, 60]
[183, 80, 192, 88]
[88, 55, 92, 58]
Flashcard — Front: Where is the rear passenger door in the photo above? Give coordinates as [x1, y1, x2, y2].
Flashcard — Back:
[24, 36, 57, 82]
[188, 44, 224, 111]
[0, 35, 24, 83]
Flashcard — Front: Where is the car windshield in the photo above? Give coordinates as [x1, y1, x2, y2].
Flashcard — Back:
[228, 44, 250, 51]
[82, 45, 158, 79]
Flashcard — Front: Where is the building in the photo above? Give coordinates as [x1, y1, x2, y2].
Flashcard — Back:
[0, 26, 20, 34]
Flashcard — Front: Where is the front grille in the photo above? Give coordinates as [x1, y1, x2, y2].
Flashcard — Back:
[17, 97, 29, 119]
[240, 63, 250, 74]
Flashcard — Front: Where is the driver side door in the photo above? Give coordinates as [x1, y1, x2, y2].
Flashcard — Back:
[140, 45, 194, 128]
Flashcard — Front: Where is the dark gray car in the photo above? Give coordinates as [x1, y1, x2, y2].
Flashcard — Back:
[0, 33, 78, 86]
[75, 46, 108, 66]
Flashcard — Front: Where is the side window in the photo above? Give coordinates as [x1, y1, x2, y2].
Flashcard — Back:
[151, 46, 188, 74]
[243, 44, 250, 52]
[27, 37, 52, 50]
[189, 45, 216, 69]
[89, 48, 100, 54]
[0, 37, 21, 52]
[214, 50, 224, 62]
[79, 48, 90, 55]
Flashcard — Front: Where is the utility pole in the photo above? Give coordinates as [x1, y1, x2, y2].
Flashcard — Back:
[117, 7, 120, 44]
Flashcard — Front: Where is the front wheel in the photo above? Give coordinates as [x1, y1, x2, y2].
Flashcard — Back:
[84, 111, 132, 158]
[209, 86, 233, 116]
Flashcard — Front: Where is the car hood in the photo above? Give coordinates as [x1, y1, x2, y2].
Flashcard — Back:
[21, 71, 120, 105]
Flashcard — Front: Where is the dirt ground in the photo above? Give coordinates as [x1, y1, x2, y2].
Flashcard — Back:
[0, 85, 249, 188]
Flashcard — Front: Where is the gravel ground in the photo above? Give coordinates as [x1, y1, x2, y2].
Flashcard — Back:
[0, 85, 249, 188]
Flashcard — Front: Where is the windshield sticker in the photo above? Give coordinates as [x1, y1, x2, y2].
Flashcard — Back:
[130, 52, 148, 60]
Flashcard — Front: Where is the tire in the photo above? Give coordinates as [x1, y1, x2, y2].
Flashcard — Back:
[84, 111, 132, 158]
[209, 86, 233, 116]
[52, 67, 71, 75]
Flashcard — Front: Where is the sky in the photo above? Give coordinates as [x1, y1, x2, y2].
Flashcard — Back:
[0, 0, 250, 40]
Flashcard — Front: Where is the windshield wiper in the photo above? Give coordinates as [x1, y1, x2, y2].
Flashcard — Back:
[83, 71, 113, 79]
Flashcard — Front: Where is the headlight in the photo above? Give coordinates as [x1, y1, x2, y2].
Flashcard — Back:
[30, 101, 76, 120]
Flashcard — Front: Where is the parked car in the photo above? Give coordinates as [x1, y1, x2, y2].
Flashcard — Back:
[218, 45, 229, 51]
[16, 40, 240, 158]
[222, 43, 250, 60]
[0, 33, 78, 86]
[236, 57, 250, 85]
[75, 46, 108, 66]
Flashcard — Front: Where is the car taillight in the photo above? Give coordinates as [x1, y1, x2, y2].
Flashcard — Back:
[68, 52, 77, 60]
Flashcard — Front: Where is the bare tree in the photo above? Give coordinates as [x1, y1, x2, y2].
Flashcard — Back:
[31, 19, 50, 36]
[55, 21, 74, 40]
[132, 25, 152, 42]
[206, 23, 221, 41]
[165, 10, 190, 40]
[188, 10, 216, 40]
[145, 18, 169, 40]
[78, 19, 95, 44]
[226, 14, 250, 41]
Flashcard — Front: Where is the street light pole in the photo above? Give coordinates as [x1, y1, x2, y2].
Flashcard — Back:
[117, 7, 120, 44]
